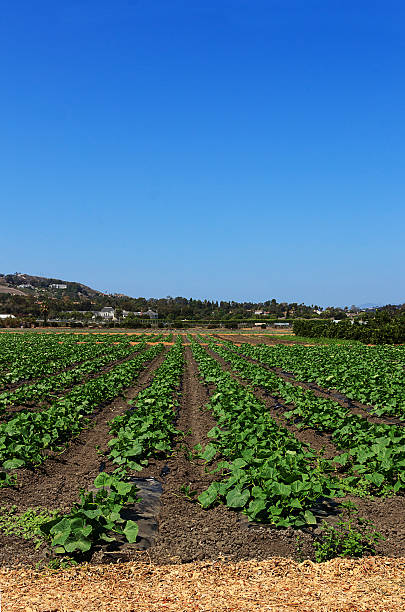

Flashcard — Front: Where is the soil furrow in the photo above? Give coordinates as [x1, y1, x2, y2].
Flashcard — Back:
[206, 347, 405, 558]
[141, 348, 315, 565]
[1, 349, 169, 508]
[206, 347, 340, 460]
[225, 344, 403, 427]
[0, 349, 170, 567]
[0, 346, 149, 421]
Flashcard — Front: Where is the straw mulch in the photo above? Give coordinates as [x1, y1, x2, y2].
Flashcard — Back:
[1, 556, 404, 611]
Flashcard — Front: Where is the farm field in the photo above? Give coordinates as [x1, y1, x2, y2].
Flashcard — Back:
[0, 329, 404, 575]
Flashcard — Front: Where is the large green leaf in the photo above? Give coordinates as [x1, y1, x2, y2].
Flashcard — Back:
[123, 520, 139, 543]
[198, 483, 220, 508]
[226, 487, 250, 508]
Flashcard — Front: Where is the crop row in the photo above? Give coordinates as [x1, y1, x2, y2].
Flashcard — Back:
[0, 342, 147, 414]
[190, 339, 340, 527]
[0, 344, 164, 471]
[39, 339, 184, 555]
[0, 341, 116, 389]
[0, 332, 174, 389]
[230, 342, 405, 420]
[0, 333, 89, 371]
[0, 332, 171, 378]
[108, 336, 185, 471]
[0, 338, 56, 371]
[209, 342, 405, 493]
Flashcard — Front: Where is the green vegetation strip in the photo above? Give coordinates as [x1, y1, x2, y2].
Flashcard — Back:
[39, 338, 184, 556]
[0, 342, 146, 413]
[209, 341, 405, 494]
[0, 505, 60, 549]
[293, 318, 405, 344]
[108, 336, 184, 471]
[190, 339, 341, 527]
[0, 339, 110, 388]
[235, 342, 405, 420]
[0, 344, 164, 472]
[0, 332, 85, 371]
[40, 473, 140, 555]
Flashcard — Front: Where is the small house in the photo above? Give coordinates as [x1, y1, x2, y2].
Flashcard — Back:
[93, 307, 116, 320]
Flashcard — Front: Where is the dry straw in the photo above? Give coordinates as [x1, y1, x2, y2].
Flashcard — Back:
[0, 556, 404, 611]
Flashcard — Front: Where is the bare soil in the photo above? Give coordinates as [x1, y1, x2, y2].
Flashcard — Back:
[0, 349, 169, 566]
[140, 348, 314, 565]
[212, 333, 298, 346]
[206, 345, 405, 559]
[0, 342, 404, 569]
[0, 346, 149, 422]
[232, 346, 404, 427]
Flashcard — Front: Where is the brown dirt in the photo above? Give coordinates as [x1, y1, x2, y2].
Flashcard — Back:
[134, 347, 316, 565]
[206, 346, 405, 559]
[1, 344, 404, 571]
[0, 349, 169, 567]
[0, 284, 27, 295]
[0, 346, 150, 421]
[206, 347, 340, 462]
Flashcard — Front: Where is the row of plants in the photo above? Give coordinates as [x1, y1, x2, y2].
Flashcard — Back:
[0, 342, 147, 414]
[190, 339, 341, 527]
[58, 333, 168, 343]
[0, 331, 107, 372]
[0, 473, 142, 557]
[0, 332, 169, 378]
[40, 472, 141, 554]
[108, 337, 184, 471]
[231, 342, 405, 420]
[38, 340, 185, 556]
[209, 342, 405, 493]
[0, 344, 164, 472]
[0, 338, 118, 388]
[0, 333, 69, 370]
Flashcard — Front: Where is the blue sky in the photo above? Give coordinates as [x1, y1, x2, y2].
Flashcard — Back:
[1, 1, 404, 306]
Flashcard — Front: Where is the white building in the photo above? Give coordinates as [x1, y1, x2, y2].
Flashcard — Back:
[145, 309, 158, 320]
[0, 314, 16, 319]
[92, 307, 158, 321]
[49, 284, 67, 289]
[93, 306, 116, 320]
[122, 309, 158, 320]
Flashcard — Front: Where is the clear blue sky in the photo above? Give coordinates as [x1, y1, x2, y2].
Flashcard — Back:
[1, 1, 404, 307]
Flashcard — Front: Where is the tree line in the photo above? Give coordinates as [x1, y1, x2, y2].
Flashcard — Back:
[293, 311, 405, 344]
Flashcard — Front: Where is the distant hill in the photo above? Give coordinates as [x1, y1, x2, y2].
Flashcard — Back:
[0, 273, 106, 300]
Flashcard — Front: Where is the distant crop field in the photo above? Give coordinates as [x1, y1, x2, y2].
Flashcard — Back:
[0, 330, 404, 568]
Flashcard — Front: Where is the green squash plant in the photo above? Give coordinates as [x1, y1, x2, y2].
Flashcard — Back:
[40, 472, 139, 554]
